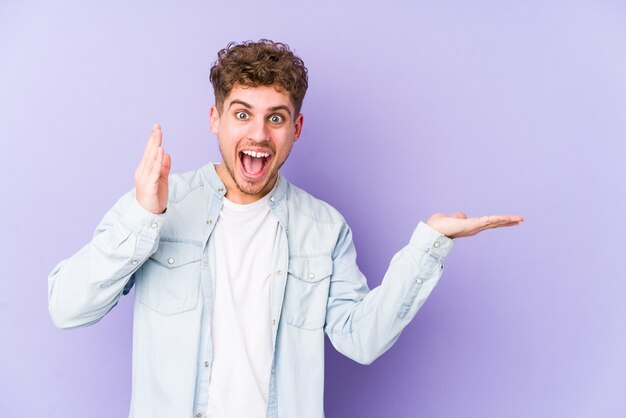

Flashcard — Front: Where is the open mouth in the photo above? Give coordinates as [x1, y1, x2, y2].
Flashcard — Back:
[239, 149, 272, 179]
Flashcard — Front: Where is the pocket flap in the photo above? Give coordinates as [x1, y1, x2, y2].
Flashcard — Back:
[150, 241, 202, 268]
[288, 256, 333, 283]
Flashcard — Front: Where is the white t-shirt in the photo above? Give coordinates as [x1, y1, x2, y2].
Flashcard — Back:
[206, 193, 279, 418]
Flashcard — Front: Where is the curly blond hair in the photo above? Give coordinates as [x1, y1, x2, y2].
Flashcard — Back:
[210, 39, 309, 115]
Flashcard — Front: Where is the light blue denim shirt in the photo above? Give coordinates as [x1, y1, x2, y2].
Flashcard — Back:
[48, 163, 454, 418]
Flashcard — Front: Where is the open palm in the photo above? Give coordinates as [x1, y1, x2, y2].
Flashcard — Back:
[427, 212, 524, 239]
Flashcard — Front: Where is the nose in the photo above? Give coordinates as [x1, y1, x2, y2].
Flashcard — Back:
[247, 117, 269, 143]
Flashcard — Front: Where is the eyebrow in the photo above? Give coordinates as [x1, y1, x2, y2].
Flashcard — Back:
[228, 99, 252, 110]
[268, 105, 292, 117]
[227, 100, 293, 117]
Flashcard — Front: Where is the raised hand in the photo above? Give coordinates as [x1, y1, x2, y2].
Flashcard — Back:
[134, 124, 171, 215]
[426, 212, 524, 239]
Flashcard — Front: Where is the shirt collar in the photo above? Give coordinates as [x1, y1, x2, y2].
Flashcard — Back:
[201, 162, 288, 206]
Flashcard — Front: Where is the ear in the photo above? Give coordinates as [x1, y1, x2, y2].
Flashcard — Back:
[293, 113, 304, 142]
[209, 105, 220, 134]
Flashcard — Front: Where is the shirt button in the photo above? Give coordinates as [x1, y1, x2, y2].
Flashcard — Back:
[218, 187, 224, 193]
[206, 219, 213, 225]
[151, 222, 159, 229]
[167, 258, 175, 265]
[416, 278, 424, 285]
[272, 319, 276, 325]
[196, 413, 202, 418]
[433, 241, 441, 248]
[204, 361, 209, 368]
[270, 196, 276, 202]
[131, 259, 138, 265]
[203, 261, 209, 268]
[308, 273, 316, 280]
[277, 270, 282, 276]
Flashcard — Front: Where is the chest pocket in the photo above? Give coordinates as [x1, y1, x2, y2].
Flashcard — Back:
[283, 256, 333, 330]
[137, 240, 202, 315]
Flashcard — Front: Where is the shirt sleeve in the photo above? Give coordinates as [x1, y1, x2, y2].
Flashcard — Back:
[324, 221, 453, 365]
[48, 190, 166, 329]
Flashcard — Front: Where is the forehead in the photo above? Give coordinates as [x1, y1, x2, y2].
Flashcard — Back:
[224, 84, 294, 113]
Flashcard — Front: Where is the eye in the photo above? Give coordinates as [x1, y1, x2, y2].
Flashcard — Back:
[268, 114, 284, 124]
[235, 111, 249, 120]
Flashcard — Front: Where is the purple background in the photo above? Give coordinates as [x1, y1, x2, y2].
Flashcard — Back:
[1, 0, 625, 416]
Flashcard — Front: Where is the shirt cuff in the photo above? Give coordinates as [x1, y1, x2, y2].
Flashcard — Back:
[408, 221, 454, 262]
[122, 197, 167, 238]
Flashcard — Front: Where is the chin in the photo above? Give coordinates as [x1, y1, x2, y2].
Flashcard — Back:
[234, 174, 271, 197]
[236, 161, 278, 194]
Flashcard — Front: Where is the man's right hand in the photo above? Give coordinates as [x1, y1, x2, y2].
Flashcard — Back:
[134, 124, 171, 214]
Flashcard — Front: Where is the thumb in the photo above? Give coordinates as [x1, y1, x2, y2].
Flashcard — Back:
[450, 211, 467, 219]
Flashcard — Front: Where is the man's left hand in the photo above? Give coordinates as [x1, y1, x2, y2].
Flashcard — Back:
[427, 212, 524, 239]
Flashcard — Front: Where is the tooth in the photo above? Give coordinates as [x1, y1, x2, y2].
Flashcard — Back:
[242, 150, 270, 158]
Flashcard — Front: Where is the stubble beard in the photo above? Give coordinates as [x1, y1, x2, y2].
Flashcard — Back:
[220, 149, 278, 198]
[218, 138, 293, 198]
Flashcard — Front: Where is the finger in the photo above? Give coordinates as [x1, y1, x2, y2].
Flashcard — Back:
[455, 214, 523, 237]
[464, 215, 506, 235]
[480, 222, 521, 235]
[143, 131, 161, 176]
[479, 215, 518, 226]
[150, 146, 164, 181]
[493, 214, 524, 222]
[142, 141, 159, 177]
[478, 217, 523, 232]
[491, 215, 524, 225]
[146, 125, 163, 175]
[139, 125, 159, 174]
[450, 212, 467, 219]
[154, 123, 162, 147]
[501, 221, 522, 227]
[161, 152, 172, 177]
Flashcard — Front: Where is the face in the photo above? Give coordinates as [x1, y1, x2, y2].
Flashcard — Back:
[210, 84, 303, 204]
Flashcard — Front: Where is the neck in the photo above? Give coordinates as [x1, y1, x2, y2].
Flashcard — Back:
[215, 163, 277, 205]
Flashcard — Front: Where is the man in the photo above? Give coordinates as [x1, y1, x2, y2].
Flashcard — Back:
[48, 40, 523, 418]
